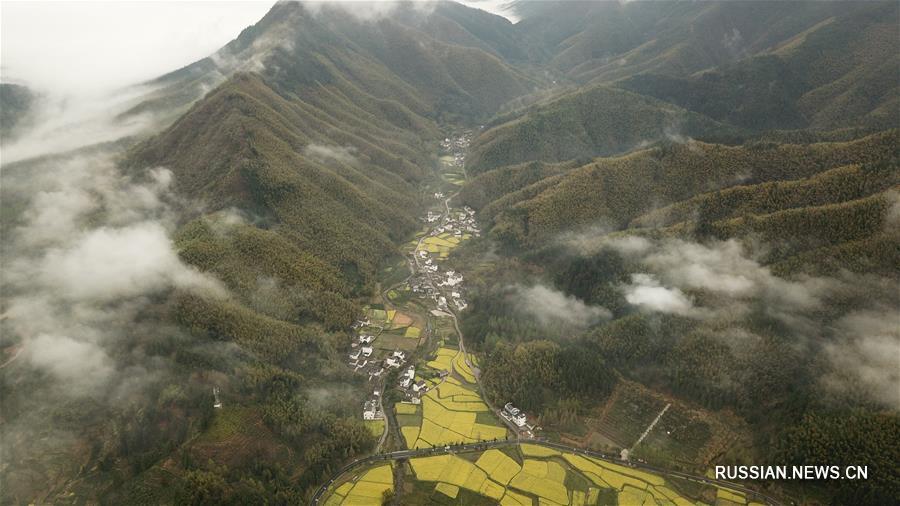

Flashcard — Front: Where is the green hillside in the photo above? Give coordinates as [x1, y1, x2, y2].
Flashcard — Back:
[620, 2, 899, 131]
[465, 84, 732, 174]
[3, 1, 898, 504]
[465, 130, 898, 247]
[512, 0, 885, 85]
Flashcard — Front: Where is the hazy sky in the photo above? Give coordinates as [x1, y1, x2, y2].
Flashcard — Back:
[1, 1, 275, 94]
[0, 0, 519, 95]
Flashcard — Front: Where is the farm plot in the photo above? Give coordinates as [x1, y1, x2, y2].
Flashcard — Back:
[508, 459, 570, 505]
[324, 464, 393, 506]
[373, 332, 418, 352]
[403, 443, 712, 505]
[426, 347, 457, 372]
[409, 455, 505, 501]
[406, 350, 507, 449]
[390, 311, 414, 328]
[364, 420, 384, 438]
[593, 383, 669, 447]
[520, 443, 559, 458]
[453, 352, 476, 383]
[475, 449, 521, 485]
[422, 236, 458, 258]
[561, 453, 698, 506]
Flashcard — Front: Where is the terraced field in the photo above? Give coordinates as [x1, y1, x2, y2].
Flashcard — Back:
[324, 464, 393, 506]
[323, 444, 762, 505]
[394, 345, 507, 450]
[421, 234, 460, 258]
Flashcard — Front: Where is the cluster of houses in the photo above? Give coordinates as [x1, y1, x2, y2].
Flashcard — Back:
[411, 267, 468, 312]
[363, 390, 383, 420]
[410, 205, 479, 311]
[440, 133, 473, 167]
[397, 365, 429, 403]
[501, 402, 529, 428]
[431, 207, 479, 238]
[347, 322, 414, 381]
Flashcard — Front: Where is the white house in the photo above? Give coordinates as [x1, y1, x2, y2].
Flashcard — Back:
[361, 346, 374, 357]
[412, 380, 428, 393]
[405, 366, 415, 379]
[400, 377, 412, 389]
[363, 400, 379, 420]
[386, 356, 401, 368]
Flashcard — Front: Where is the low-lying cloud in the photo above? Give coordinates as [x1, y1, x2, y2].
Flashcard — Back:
[823, 309, 900, 410]
[574, 233, 900, 409]
[304, 143, 359, 166]
[624, 273, 697, 317]
[615, 238, 836, 328]
[2, 91, 224, 399]
[513, 284, 611, 329]
[302, 0, 436, 21]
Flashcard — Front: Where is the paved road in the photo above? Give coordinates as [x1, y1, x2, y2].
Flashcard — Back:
[315, 138, 785, 506]
[310, 438, 784, 506]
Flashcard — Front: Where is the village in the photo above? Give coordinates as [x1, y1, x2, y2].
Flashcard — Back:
[339, 131, 540, 445]
[342, 132, 478, 424]
[412, 204, 478, 312]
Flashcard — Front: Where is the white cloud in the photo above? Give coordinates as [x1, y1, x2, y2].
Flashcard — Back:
[1, 1, 274, 94]
[623, 273, 696, 316]
[513, 284, 611, 328]
[304, 144, 359, 166]
[302, 0, 436, 21]
[24, 334, 114, 392]
[34, 222, 222, 302]
[823, 310, 900, 410]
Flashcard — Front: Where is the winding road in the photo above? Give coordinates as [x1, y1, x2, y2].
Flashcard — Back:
[315, 136, 783, 506]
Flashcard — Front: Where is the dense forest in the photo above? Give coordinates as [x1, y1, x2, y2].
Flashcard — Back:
[1, 1, 897, 504]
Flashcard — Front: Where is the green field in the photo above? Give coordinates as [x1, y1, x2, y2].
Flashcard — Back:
[365, 419, 384, 438]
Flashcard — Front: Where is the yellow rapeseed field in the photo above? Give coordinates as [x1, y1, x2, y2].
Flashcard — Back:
[475, 449, 521, 485]
[435, 482, 459, 498]
[520, 443, 559, 457]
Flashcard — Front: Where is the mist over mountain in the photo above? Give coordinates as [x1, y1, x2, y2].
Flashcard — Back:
[1, 1, 897, 504]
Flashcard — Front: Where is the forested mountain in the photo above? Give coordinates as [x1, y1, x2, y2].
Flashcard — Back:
[463, 130, 898, 248]
[620, 2, 899, 131]
[448, 3, 899, 504]
[465, 84, 733, 174]
[511, 0, 888, 85]
[466, 1, 898, 170]
[2, 2, 540, 503]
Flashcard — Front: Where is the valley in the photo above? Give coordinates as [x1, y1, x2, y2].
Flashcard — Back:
[1, 1, 897, 505]
[316, 134, 773, 506]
